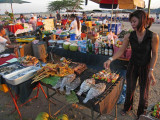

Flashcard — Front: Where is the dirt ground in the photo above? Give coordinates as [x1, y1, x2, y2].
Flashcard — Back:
[0, 22, 160, 120]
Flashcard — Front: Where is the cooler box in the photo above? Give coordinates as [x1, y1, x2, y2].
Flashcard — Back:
[32, 41, 47, 62]
[108, 23, 122, 35]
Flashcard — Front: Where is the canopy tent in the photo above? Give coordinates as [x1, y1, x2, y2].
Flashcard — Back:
[89, 0, 145, 9]
[87, 0, 145, 24]
[0, 0, 30, 16]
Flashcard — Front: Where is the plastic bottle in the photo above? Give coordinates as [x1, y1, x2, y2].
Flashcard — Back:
[77, 41, 81, 52]
[101, 43, 105, 55]
[98, 42, 102, 55]
[92, 43, 95, 53]
[95, 42, 99, 55]
[88, 40, 92, 54]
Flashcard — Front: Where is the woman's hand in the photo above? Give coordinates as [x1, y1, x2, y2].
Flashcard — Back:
[148, 70, 156, 86]
[104, 60, 112, 70]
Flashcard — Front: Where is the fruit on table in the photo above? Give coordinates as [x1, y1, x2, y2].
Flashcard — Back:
[69, 43, 78, 51]
[63, 42, 71, 50]
[35, 112, 49, 120]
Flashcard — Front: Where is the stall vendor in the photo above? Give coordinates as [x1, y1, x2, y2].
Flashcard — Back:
[69, 14, 81, 39]
[19, 14, 25, 23]
[29, 14, 37, 31]
[0, 25, 19, 54]
[104, 10, 159, 119]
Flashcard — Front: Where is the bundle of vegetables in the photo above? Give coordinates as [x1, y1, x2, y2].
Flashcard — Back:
[152, 102, 160, 119]
[92, 70, 119, 83]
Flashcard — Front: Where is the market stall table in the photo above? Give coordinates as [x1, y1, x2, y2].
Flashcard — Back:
[37, 21, 43, 26]
[0, 61, 47, 119]
[45, 46, 128, 119]
[40, 67, 124, 120]
[4, 24, 24, 34]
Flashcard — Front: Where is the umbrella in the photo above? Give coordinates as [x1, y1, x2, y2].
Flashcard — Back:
[0, 0, 30, 16]
[89, 0, 145, 9]
[88, 0, 145, 24]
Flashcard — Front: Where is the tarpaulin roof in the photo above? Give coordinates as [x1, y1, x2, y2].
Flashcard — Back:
[90, 0, 145, 9]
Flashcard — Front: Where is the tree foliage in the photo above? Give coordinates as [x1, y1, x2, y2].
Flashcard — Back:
[48, 0, 84, 12]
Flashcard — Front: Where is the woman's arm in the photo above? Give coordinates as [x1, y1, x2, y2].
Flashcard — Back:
[104, 33, 130, 69]
[148, 33, 159, 85]
[3, 35, 11, 44]
[111, 33, 130, 60]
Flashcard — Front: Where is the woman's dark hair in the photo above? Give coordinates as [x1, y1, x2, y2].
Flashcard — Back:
[70, 14, 80, 30]
[129, 10, 153, 32]
[20, 14, 24, 18]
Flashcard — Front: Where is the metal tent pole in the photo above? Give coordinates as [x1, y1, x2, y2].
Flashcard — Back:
[110, 0, 115, 31]
[148, 0, 151, 17]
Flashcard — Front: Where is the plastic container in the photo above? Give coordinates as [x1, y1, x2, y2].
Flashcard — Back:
[108, 23, 122, 35]
[70, 34, 76, 41]
[0, 84, 9, 93]
[113, 45, 125, 58]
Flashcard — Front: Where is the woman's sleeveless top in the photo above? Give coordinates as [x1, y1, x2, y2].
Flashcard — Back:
[129, 29, 153, 66]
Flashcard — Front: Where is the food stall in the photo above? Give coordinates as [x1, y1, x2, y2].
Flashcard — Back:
[0, 55, 48, 119]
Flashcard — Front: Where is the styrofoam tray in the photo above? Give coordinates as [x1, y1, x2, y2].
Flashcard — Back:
[3, 66, 40, 85]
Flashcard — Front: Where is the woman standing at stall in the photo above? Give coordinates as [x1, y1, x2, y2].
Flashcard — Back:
[0, 25, 19, 54]
[69, 14, 81, 39]
[104, 10, 159, 119]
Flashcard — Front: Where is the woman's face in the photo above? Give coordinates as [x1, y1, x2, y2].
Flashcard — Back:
[70, 17, 74, 21]
[130, 16, 139, 31]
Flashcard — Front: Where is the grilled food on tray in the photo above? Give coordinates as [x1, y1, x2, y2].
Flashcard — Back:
[77, 78, 95, 96]
[32, 62, 74, 83]
[20, 55, 39, 66]
[92, 70, 119, 83]
[83, 83, 106, 103]
[59, 74, 76, 92]
[73, 63, 87, 75]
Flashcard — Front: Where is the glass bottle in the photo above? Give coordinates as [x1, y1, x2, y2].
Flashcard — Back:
[105, 43, 109, 56]
[109, 44, 113, 56]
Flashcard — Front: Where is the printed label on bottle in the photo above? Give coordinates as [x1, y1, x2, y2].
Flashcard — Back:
[105, 49, 109, 55]
[109, 49, 113, 56]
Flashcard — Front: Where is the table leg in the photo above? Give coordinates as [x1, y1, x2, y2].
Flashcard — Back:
[39, 83, 48, 99]
[8, 88, 22, 119]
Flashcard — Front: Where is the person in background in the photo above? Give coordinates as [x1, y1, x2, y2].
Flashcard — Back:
[56, 11, 61, 20]
[19, 14, 25, 23]
[104, 10, 159, 119]
[156, 13, 159, 20]
[33, 13, 37, 21]
[49, 14, 53, 19]
[82, 12, 87, 22]
[0, 25, 19, 54]
[29, 14, 37, 31]
[69, 14, 81, 39]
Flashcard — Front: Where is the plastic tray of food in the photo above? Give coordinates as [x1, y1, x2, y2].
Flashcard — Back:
[0, 63, 24, 76]
[3, 66, 40, 85]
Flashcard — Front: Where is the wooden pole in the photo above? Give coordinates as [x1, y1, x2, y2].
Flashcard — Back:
[148, 0, 151, 17]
